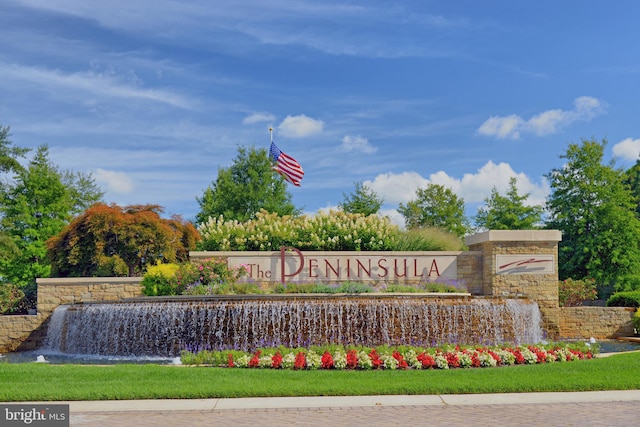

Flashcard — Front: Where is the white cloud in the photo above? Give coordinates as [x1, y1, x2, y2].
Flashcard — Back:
[612, 138, 640, 161]
[243, 112, 276, 125]
[278, 114, 324, 138]
[477, 115, 524, 139]
[365, 171, 429, 204]
[0, 62, 194, 109]
[453, 161, 548, 205]
[339, 135, 377, 153]
[93, 168, 135, 194]
[379, 208, 405, 228]
[365, 162, 549, 208]
[478, 96, 606, 139]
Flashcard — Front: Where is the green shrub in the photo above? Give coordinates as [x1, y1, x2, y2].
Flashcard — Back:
[335, 282, 373, 293]
[0, 283, 24, 314]
[385, 285, 418, 293]
[179, 258, 248, 295]
[423, 280, 467, 293]
[384, 279, 467, 293]
[393, 227, 465, 251]
[273, 282, 375, 294]
[614, 274, 640, 292]
[141, 262, 181, 296]
[559, 278, 598, 307]
[606, 290, 640, 308]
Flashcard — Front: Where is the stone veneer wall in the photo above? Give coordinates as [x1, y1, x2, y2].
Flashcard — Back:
[559, 307, 636, 339]
[2, 231, 637, 353]
[456, 252, 483, 295]
[191, 251, 485, 293]
[465, 230, 562, 339]
[0, 278, 143, 353]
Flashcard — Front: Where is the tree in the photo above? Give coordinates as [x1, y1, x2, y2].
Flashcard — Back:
[623, 159, 640, 217]
[0, 232, 19, 263]
[196, 146, 300, 224]
[545, 138, 640, 294]
[474, 177, 544, 231]
[0, 125, 29, 175]
[398, 183, 470, 237]
[0, 145, 104, 286]
[339, 181, 384, 216]
[47, 203, 200, 277]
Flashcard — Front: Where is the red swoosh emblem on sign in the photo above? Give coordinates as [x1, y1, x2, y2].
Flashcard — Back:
[499, 258, 552, 270]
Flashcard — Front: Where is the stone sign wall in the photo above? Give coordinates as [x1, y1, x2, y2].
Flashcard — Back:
[1, 230, 637, 353]
[191, 248, 480, 287]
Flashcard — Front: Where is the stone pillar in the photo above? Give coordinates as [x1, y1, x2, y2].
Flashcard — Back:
[465, 230, 562, 339]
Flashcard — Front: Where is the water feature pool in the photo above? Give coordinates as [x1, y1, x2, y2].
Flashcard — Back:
[0, 350, 177, 365]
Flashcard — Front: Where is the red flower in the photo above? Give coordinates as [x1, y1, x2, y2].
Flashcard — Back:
[227, 353, 235, 368]
[508, 348, 525, 364]
[417, 352, 435, 369]
[487, 350, 502, 365]
[529, 346, 547, 363]
[471, 353, 481, 368]
[392, 350, 408, 369]
[368, 349, 384, 369]
[272, 351, 283, 369]
[570, 349, 585, 360]
[443, 351, 460, 368]
[294, 352, 306, 370]
[249, 349, 261, 368]
[346, 349, 358, 369]
[321, 351, 334, 369]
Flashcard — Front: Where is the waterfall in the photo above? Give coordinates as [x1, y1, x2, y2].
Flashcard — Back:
[41, 305, 68, 351]
[42, 296, 544, 357]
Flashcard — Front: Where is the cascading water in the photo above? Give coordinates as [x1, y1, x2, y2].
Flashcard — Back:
[41, 296, 544, 357]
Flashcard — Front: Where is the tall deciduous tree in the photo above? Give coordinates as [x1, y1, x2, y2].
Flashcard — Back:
[545, 138, 640, 294]
[624, 159, 640, 217]
[398, 183, 470, 237]
[339, 181, 384, 216]
[196, 146, 300, 224]
[0, 145, 103, 286]
[474, 177, 544, 231]
[47, 203, 200, 277]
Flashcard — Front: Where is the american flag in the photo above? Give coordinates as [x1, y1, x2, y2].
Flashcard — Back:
[269, 142, 304, 186]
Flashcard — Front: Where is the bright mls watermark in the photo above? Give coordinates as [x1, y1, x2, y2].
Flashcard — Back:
[1, 404, 69, 426]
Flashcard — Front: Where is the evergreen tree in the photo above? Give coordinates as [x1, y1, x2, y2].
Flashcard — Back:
[475, 177, 544, 230]
[0, 145, 103, 286]
[339, 181, 384, 216]
[0, 125, 29, 175]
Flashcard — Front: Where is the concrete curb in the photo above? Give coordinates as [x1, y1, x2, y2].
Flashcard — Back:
[14, 390, 640, 412]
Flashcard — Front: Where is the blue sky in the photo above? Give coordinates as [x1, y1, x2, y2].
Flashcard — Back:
[2, 1, 640, 227]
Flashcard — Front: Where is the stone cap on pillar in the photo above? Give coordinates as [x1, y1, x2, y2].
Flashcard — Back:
[465, 230, 562, 246]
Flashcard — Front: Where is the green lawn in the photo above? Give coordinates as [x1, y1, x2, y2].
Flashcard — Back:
[1, 352, 639, 402]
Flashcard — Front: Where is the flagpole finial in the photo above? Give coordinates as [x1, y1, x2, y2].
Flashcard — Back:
[269, 127, 273, 142]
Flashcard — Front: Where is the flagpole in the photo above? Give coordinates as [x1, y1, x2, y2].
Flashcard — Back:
[269, 127, 273, 143]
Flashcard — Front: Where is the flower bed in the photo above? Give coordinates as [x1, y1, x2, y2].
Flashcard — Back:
[180, 343, 595, 370]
